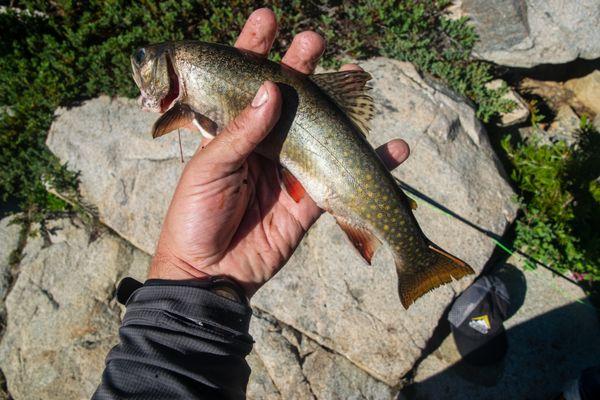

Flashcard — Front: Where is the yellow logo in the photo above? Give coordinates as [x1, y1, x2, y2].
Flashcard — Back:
[469, 314, 491, 334]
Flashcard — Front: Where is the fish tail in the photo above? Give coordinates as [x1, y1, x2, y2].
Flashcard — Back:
[395, 244, 474, 309]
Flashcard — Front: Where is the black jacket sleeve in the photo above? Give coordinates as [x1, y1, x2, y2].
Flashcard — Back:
[92, 278, 254, 400]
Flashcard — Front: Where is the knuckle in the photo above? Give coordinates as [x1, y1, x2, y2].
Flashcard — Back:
[224, 107, 257, 138]
[296, 30, 324, 45]
[228, 113, 248, 135]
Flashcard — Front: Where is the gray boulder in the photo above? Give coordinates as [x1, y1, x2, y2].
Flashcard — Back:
[247, 311, 395, 399]
[301, 342, 396, 399]
[249, 313, 314, 399]
[0, 219, 150, 399]
[400, 257, 600, 400]
[47, 96, 201, 254]
[0, 215, 20, 302]
[47, 57, 517, 386]
[455, 0, 600, 68]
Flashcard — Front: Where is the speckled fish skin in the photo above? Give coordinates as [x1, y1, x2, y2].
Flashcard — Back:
[131, 41, 474, 308]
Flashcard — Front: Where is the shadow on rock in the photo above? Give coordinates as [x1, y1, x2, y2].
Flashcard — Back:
[399, 267, 600, 400]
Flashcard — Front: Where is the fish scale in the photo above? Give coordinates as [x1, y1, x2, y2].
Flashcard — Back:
[131, 40, 474, 308]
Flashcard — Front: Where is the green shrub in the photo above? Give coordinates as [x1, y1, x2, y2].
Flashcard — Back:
[502, 119, 600, 282]
[0, 0, 509, 222]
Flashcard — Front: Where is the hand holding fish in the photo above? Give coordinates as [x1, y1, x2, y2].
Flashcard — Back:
[147, 9, 411, 297]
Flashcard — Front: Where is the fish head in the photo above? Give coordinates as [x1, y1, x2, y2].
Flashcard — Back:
[131, 44, 181, 113]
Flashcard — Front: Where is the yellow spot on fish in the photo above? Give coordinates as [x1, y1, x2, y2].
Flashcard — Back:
[383, 225, 389, 231]
[383, 195, 388, 201]
[370, 204, 376, 210]
[377, 213, 383, 219]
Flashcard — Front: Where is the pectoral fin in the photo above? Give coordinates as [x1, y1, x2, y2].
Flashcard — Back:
[152, 103, 218, 139]
[193, 114, 219, 140]
[334, 217, 381, 265]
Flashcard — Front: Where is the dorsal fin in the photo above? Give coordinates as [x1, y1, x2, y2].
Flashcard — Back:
[311, 71, 375, 136]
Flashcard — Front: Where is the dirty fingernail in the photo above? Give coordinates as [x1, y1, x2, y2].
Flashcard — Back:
[252, 83, 269, 108]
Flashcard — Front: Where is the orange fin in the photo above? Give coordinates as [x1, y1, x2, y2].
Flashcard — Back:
[152, 103, 217, 139]
[280, 168, 306, 203]
[395, 243, 474, 309]
[335, 217, 382, 265]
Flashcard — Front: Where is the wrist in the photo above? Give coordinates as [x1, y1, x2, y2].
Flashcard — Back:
[148, 244, 257, 299]
[146, 249, 249, 305]
[148, 249, 209, 281]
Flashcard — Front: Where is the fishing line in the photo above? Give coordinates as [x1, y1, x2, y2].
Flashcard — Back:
[395, 178, 598, 311]
[177, 128, 184, 163]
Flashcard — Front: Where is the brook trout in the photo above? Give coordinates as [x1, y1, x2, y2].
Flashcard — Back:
[131, 41, 474, 308]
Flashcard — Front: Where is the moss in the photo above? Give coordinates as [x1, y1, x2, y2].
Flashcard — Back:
[502, 118, 600, 281]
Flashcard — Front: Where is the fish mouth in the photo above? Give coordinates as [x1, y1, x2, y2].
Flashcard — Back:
[160, 54, 180, 113]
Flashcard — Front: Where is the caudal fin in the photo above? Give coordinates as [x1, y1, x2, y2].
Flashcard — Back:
[396, 244, 474, 309]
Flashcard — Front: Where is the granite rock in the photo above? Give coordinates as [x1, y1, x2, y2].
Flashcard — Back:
[249, 313, 314, 399]
[46, 96, 201, 254]
[457, 0, 600, 67]
[0, 216, 20, 302]
[248, 311, 395, 399]
[302, 344, 396, 400]
[0, 219, 150, 399]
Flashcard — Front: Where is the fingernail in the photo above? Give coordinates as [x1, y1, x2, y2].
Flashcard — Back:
[252, 83, 269, 108]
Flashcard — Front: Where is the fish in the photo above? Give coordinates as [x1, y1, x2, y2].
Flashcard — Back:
[130, 41, 474, 308]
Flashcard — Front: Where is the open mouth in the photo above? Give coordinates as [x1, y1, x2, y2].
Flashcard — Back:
[160, 55, 180, 113]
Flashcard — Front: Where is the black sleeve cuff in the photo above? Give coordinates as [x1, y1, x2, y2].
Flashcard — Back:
[93, 278, 254, 400]
[122, 278, 253, 336]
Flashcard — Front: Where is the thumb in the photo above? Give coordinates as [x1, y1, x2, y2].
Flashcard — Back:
[204, 81, 282, 170]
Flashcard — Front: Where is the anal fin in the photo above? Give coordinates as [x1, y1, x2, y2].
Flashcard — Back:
[334, 217, 381, 265]
[152, 102, 217, 139]
[395, 243, 474, 309]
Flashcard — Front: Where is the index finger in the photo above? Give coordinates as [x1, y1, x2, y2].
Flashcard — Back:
[235, 8, 278, 55]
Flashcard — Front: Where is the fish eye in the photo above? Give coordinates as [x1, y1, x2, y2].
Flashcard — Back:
[134, 48, 146, 65]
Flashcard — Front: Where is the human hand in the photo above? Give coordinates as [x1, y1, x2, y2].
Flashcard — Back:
[148, 8, 411, 297]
